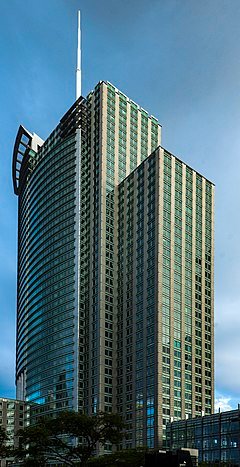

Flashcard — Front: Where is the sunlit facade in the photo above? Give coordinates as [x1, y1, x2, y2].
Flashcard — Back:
[82, 82, 161, 417]
[117, 147, 214, 448]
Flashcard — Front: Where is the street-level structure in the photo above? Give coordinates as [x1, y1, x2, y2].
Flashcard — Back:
[167, 407, 240, 464]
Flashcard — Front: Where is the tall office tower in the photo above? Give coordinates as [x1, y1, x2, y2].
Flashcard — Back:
[83, 82, 161, 417]
[12, 36, 214, 446]
[117, 147, 214, 448]
[13, 81, 161, 423]
[13, 99, 86, 419]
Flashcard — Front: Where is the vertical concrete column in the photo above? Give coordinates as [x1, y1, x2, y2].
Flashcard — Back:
[156, 148, 164, 447]
[191, 171, 196, 417]
[181, 164, 186, 418]
[210, 185, 215, 413]
[201, 178, 206, 414]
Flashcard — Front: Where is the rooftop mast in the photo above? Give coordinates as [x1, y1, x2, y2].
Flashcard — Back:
[76, 10, 81, 99]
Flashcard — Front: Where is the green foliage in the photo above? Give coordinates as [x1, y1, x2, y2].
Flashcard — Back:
[88, 447, 146, 466]
[0, 426, 10, 459]
[15, 411, 125, 467]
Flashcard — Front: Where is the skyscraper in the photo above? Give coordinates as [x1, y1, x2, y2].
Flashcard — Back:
[13, 82, 161, 420]
[82, 82, 161, 418]
[12, 15, 214, 450]
[117, 147, 214, 448]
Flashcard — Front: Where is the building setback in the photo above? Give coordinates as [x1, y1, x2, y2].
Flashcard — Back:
[117, 147, 214, 448]
[12, 80, 214, 449]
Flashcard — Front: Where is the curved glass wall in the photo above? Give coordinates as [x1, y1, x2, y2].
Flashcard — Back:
[16, 130, 79, 420]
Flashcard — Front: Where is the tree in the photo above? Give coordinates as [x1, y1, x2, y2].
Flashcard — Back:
[0, 426, 10, 459]
[15, 411, 125, 466]
[88, 447, 146, 466]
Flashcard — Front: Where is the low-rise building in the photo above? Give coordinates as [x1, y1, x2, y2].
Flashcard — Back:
[167, 407, 240, 465]
[0, 398, 26, 467]
[145, 448, 198, 466]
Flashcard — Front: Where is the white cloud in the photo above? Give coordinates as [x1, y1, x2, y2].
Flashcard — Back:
[215, 396, 233, 413]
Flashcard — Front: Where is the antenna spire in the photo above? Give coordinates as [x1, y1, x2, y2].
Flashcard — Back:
[76, 10, 81, 100]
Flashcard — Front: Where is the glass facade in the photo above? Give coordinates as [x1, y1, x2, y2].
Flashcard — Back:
[17, 133, 77, 415]
[14, 98, 87, 420]
[167, 408, 240, 464]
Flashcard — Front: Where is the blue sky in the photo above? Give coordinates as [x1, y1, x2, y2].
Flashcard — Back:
[1, 0, 240, 411]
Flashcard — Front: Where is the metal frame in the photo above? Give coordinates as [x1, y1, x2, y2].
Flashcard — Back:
[12, 125, 33, 195]
[60, 96, 87, 139]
